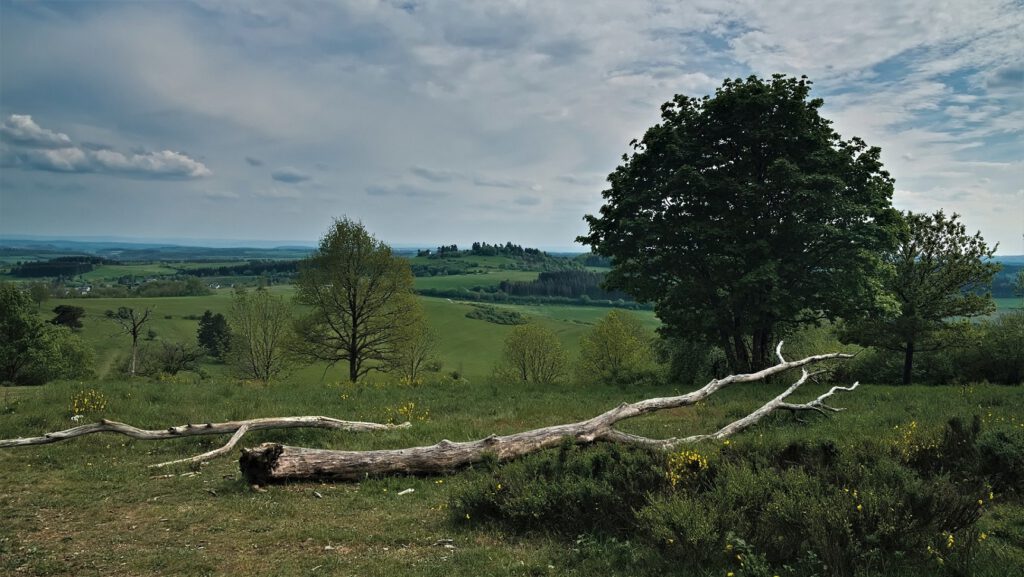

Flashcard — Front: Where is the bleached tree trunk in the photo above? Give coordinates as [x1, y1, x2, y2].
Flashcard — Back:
[241, 346, 857, 483]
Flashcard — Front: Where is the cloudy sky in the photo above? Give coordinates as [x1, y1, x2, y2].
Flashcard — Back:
[1, 0, 1021, 252]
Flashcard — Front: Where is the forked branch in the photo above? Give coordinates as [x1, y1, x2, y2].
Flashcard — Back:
[240, 344, 857, 483]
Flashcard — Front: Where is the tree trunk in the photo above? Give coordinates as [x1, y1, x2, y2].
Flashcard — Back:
[130, 336, 139, 376]
[240, 347, 856, 484]
[902, 341, 915, 385]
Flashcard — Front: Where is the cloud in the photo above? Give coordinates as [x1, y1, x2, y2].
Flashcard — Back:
[270, 167, 311, 183]
[0, 115, 72, 148]
[366, 183, 446, 198]
[409, 165, 460, 182]
[1, 114, 210, 178]
[514, 195, 541, 206]
[245, 156, 264, 166]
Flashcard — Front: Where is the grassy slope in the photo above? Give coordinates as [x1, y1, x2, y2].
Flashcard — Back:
[1, 379, 1022, 576]
[45, 291, 659, 382]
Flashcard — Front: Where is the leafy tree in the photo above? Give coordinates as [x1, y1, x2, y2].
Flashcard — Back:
[577, 310, 657, 385]
[841, 210, 1000, 384]
[1, 283, 91, 385]
[293, 217, 419, 383]
[28, 282, 49, 310]
[50, 305, 86, 330]
[196, 310, 231, 358]
[106, 307, 153, 377]
[579, 75, 899, 373]
[495, 323, 569, 384]
[227, 288, 293, 384]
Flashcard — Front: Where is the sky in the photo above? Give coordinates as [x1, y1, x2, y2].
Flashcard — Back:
[1, 1, 1021, 252]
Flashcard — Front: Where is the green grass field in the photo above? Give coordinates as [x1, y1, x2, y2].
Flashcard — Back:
[2, 376, 1022, 576]
[4, 267, 1022, 575]
[414, 270, 539, 291]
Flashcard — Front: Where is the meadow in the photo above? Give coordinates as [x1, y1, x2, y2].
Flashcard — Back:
[2, 261, 1023, 576]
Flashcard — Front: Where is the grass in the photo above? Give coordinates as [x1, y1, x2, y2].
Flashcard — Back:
[1, 377, 1022, 576]
[43, 292, 658, 382]
[414, 270, 539, 292]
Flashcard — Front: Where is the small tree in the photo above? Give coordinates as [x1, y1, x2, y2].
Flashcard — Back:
[293, 217, 419, 383]
[387, 305, 437, 384]
[50, 305, 86, 330]
[28, 282, 50, 310]
[227, 288, 293, 384]
[144, 341, 206, 376]
[577, 310, 657, 385]
[196, 310, 231, 359]
[106, 307, 153, 377]
[842, 210, 1000, 384]
[496, 323, 568, 384]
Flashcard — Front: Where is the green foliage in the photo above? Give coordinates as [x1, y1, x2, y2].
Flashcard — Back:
[50, 304, 85, 329]
[841, 210, 1000, 384]
[494, 323, 569, 384]
[196, 310, 231, 358]
[464, 304, 528, 325]
[0, 283, 92, 385]
[386, 304, 437, 384]
[294, 217, 419, 383]
[226, 288, 294, 384]
[454, 424, 1017, 577]
[957, 310, 1024, 385]
[140, 341, 207, 377]
[451, 441, 668, 537]
[580, 74, 899, 373]
[656, 337, 728, 387]
[576, 310, 659, 385]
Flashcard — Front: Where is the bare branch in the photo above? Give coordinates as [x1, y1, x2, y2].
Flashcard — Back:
[0, 416, 410, 449]
[149, 424, 251, 469]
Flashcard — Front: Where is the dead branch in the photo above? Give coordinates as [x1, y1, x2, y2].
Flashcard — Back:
[240, 344, 856, 483]
[0, 416, 410, 450]
[149, 424, 251, 469]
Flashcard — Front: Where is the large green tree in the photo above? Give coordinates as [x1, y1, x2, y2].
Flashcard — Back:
[293, 217, 421, 383]
[842, 210, 1000, 385]
[580, 74, 900, 372]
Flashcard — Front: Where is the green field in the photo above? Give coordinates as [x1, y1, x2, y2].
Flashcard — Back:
[414, 270, 539, 291]
[2, 375, 1022, 576]
[41, 291, 658, 383]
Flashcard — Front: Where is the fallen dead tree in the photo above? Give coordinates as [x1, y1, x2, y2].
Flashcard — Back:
[0, 416, 410, 468]
[240, 344, 858, 484]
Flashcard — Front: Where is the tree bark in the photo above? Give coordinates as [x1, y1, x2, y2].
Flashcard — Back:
[241, 347, 856, 484]
[902, 341, 914, 385]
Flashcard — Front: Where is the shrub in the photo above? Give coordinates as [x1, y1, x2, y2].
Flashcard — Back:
[576, 310, 660, 386]
[465, 304, 528, 325]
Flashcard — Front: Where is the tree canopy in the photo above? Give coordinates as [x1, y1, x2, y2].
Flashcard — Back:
[579, 74, 900, 372]
[841, 210, 1000, 384]
[1, 283, 91, 385]
[293, 217, 421, 382]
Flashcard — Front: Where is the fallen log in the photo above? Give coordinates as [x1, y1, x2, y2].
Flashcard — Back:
[0, 416, 411, 468]
[241, 345, 857, 484]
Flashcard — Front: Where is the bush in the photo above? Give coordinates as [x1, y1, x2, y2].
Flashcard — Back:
[451, 441, 667, 537]
[465, 304, 528, 325]
[576, 310, 660, 386]
[451, 420, 1016, 576]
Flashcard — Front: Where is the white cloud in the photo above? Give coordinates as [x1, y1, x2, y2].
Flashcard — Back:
[0, 115, 73, 148]
[1, 114, 210, 178]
